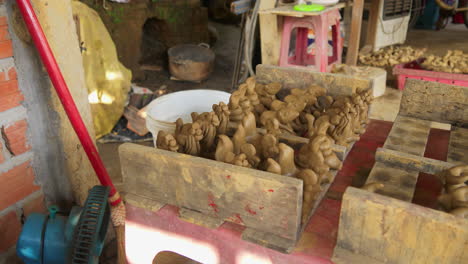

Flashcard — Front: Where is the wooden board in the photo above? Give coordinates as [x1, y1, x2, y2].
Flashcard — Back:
[365, 161, 419, 202]
[448, 126, 468, 165]
[260, 3, 346, 18]
[399, 79, 468, 125]
[333, 187, 468, 264]
[256, 64, 372, 96]
[375, 148, 454, 175]
[383, 115, 431, 156]
[120, 143, 303, 242]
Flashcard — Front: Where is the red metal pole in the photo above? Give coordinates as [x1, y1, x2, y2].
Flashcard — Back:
[16, 0, 121, 205]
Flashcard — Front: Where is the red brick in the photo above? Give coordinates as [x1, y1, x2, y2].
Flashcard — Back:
[0, 162, 40, 211]
[0, 80, 19, 96]
[0, 141, 4, 164]
[0, 71, 6, 82]
[0, 211, 21, 253]
[0, 25, 9, 41]
[0, 17, 7, 27]
[8, 67, 17, 80]
[2, 119, 30, 156]
[0, 92, 24, 112]
[0, 40, 13, 59]
[22, 193, 46, 217]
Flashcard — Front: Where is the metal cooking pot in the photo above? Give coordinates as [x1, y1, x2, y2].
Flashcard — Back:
[168, 43, 215, 82]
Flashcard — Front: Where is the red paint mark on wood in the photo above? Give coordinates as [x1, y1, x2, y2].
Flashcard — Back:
[226, 175, 231, 179]
[233, 213, 244, 225]
[207, 194, 219, 213]
[268, 189, 274, 192]
[259, 206, 264, 210]
[244, 204, 257, 215]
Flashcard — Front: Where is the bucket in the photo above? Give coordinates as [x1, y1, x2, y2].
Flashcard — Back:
[146, 89, 231, 146]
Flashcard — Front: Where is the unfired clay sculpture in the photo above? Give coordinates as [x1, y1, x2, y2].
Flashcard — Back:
[295, 169, 321, 223]
[233, 123, 247, 155]
[191, 111, 220, 152]
[213, 102, 230, 135]
[175, 118, 204, 156]
[215, 135, 234, 162]
[278, 143, 296, 176]
[156, 130, 179, 152]
[265, 158, 282, 174]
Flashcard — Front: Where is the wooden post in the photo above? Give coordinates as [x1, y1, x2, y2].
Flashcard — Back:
[365, 0, 380, 48]
[345, 0, 364, 65]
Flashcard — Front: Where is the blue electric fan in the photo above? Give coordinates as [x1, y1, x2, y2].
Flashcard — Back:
[16, 185, 111, 264]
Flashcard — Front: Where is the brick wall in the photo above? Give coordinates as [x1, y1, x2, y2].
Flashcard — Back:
[0, 3, 46, 260]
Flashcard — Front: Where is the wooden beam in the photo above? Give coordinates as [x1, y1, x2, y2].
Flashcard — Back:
[333, 187, 468, 264]
[119, 143, 303, 242]
[448, 127, 468, 165]
[365, 161, 419, 202]
[383, 115, 431, 157]
[345, 0, 364, 65]
[375, 148, 455, 175]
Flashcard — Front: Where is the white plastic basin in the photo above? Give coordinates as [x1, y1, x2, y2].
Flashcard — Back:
[146, 89, 231, 145]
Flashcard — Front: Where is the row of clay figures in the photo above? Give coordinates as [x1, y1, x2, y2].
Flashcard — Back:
[156, 77, 375, 222]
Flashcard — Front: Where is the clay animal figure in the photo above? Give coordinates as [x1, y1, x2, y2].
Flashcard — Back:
[240, 143, 261, 168]
[256, 82, 282, 109]
[156, 130, 179, 152]
[175, 118, 204, 156]
[328, 105, 360, 147]
[229, 90, 246, 122]
[259, 133, 280, 160]
[213, 102, 230, 135]
[295, 169, 321, 223]
[191, 111, 220, 152]
[242, 112, 257, 139]
[233, 123, 247, 155]
[438, 186, 468, 211]
[278, 143, 296, 176]
[440, 165, 468, 193]
[215, 135, 234, 162]
[265, 158, 282, 174]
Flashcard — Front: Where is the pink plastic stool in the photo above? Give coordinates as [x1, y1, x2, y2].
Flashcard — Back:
[279, 9, 342, 72]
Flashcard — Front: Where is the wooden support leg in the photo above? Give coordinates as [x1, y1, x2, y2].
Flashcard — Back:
[345, 0, 364, 65]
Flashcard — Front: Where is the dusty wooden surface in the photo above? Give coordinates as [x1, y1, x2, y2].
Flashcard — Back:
[365, 162, 419, 202]
[375, 148, 454, 175]
[383, 115, 431, 156]
[256, 65, 371, 96]
[448, 126, 468, 165]
[333, 187, 468, 264]
[399, 79, 468, 125]
[120, 143, 303, 242]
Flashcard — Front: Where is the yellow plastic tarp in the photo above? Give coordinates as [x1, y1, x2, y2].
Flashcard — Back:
[72, 1, 132, 138]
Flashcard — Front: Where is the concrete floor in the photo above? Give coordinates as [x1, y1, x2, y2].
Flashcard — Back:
[97, 22, 467, 263]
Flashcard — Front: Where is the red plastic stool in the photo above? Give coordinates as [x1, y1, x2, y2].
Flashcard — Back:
[279, 9, 342, 72]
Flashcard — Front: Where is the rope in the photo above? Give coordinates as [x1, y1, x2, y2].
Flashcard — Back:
[110, 200, 126, 227]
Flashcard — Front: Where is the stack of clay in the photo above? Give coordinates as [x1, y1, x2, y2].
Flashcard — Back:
[438, 165, 468, 219]
[422, 50, 468, 74]
[359, 46, 426, 67]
